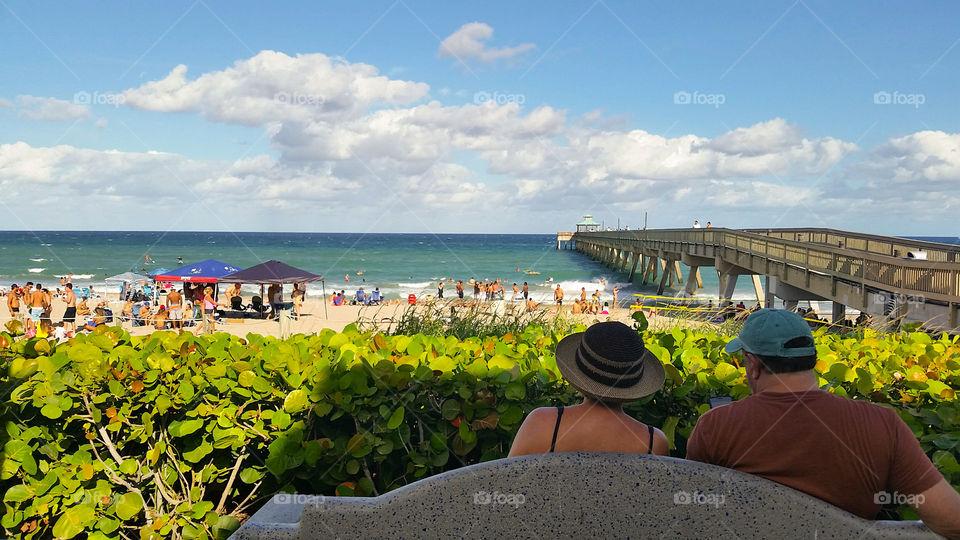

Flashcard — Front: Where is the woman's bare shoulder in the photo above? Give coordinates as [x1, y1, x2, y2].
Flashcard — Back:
[507, 406, 561, 457]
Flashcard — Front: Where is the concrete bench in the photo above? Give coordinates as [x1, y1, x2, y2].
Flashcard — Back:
[232, 452, 938, 539]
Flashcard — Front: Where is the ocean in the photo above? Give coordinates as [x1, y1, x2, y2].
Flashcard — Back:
[3, 231, 954, 306]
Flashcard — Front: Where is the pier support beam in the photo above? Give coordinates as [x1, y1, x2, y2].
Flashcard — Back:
[751, 275, 764, 306]
[628, 254, 640, 281]
[832, 302, 846, 324]
[764, 275, 775, 308]
[719, 272, 738, 307]
[684, 266, 700, 295]
[657, 261, 673, 295]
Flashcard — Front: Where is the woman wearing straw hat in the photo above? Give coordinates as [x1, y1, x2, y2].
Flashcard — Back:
[509, 321, 668, 456]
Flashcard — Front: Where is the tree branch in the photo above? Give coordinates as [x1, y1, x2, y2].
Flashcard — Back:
[81, 394, 125, 465]
[216, 453, 248, 514]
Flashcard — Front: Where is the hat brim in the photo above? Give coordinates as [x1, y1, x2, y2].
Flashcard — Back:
[724, 337, 745, 354]
[555, 332, 665, 403]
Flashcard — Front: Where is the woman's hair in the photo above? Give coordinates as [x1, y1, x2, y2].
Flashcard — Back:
[204, 286, 213, 294]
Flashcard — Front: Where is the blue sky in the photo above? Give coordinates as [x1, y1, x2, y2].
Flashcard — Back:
[2, 1, 959, 234]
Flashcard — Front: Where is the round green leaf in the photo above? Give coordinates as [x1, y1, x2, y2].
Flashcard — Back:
[41, 401, 65, 418]
[284, 389, 308, 413]
[238, 370, 256, 388]
[53, 505, 95, 539]
[115, 492, 144, 521]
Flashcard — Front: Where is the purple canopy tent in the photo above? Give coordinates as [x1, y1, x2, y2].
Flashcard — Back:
[219, 260, 326, 319]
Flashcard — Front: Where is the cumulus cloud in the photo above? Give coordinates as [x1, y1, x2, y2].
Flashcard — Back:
[16, 95, 90, 121]
[21, 50, 957, 230]
[0, 98, 12, 108]
[122, 51, 429, 126]
[438, 22, 535, 63]
[858, 130, 960, 185]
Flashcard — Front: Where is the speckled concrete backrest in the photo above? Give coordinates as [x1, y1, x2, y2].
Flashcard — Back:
[232, 452, 938, 539]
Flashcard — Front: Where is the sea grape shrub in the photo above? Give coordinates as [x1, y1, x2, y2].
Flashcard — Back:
[0, 324, 575, 539]
[0, 324, 957, 538]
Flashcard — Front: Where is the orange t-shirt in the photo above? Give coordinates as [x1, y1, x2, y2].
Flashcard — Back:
[686, 390, 942, 519]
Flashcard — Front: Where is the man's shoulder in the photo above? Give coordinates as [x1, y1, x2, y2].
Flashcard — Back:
[702, 391, 898, 422]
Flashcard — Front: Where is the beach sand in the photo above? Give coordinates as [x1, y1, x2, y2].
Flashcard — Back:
[1, 293, 689, 340]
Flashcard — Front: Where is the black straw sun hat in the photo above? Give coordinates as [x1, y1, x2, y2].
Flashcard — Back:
[555, 321, 665, 403]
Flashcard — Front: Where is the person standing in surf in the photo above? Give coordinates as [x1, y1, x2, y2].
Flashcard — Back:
[437, 281, 444, 299]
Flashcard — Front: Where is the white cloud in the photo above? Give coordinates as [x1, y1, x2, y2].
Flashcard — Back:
[122, 51, 429, 126]
[438, 22, 535, 63]
[16, 50, 960, 231]
[858, 130, 960, 185]
[113, 53, 870, 229]
[16, 95, 90, 121]
[0, 98, 12, 108]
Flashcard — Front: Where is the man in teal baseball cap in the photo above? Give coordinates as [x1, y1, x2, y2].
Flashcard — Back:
[724, 308, 816, 376]
[687, 309, 959, 537]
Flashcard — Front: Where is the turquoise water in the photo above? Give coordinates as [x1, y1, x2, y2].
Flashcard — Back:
[0, 231, 763, 302]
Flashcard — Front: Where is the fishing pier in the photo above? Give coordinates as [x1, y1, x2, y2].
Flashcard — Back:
[563, 227, 960, 331]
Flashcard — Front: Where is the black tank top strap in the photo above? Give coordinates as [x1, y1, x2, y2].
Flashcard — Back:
[647, 424, 654, 454]
[549, 406, 564, 453]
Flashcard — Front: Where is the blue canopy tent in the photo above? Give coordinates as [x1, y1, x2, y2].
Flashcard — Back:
[154, 260, 241, 284]
[153, 260, 241, 304]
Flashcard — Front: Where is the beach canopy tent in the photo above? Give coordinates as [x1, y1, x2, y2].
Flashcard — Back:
[153, 260, 241, 283]
[220, 260, 325, 319]
[105, 271, 150, 284]
[219, 260, 324, 284]
[105, 271, 151, 301]
[147, 267, 171, 277]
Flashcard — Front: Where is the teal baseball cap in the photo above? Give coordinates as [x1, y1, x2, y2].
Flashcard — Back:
[724, 309, 816, 357]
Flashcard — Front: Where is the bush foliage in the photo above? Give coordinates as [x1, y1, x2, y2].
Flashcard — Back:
[0, 321, 958, 538]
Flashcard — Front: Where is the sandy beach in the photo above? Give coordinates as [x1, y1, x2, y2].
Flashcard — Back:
[1, 292, 681, 340]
